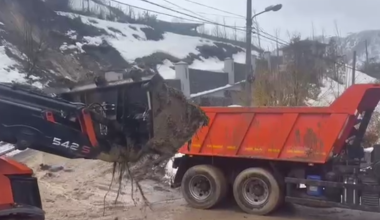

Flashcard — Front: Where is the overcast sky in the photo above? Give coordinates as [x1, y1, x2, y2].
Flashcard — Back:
[121, 0, 380, 48]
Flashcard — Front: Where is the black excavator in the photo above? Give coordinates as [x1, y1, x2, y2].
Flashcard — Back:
[0, 74, 207, 220]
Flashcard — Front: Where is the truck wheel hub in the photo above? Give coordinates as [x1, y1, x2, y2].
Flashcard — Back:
[242, 178, 269, 206]
[189, 175, 212, 201]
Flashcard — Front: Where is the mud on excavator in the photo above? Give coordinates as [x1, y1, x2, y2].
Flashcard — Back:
[0, 73, 208, 220]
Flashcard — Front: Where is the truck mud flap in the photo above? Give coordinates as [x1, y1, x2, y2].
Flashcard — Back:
[170, 156, 189, 188]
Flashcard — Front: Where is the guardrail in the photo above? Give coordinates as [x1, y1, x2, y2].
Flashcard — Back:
[0, 144, 16, 156]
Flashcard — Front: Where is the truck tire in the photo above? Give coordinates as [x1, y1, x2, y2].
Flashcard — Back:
[233, 167, 281, 215]
[181, 164, 227, 209]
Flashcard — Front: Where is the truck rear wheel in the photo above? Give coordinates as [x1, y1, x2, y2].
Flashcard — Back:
[181, 165, 227, 209]
[233, 167, 281, 215]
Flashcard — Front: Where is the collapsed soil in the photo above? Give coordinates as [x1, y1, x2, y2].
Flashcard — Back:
[107, 76, 208, 186]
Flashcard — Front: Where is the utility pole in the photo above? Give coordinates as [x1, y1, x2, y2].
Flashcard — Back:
[243, 3, 282, 106]
[245, 0, 253, 106]
[365, 40, 369, 65]
[352, 51, 357, 86]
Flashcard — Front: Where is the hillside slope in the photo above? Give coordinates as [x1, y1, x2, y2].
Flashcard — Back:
[0, 0, 249, 89]
[335, 30, 380, 68]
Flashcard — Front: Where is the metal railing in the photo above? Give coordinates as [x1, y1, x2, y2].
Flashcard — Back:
[0, 144, 16, 156]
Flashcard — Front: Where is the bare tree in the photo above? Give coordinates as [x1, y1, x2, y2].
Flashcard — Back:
[211, 24, 221, 38]
[197, 24, 209, 35]
[363, 112, 380, 148]
[20, 20, 48, 78]
[222, 18, 228, 39]
[252, 37, 332, 107]
[232, 22, 238, 41]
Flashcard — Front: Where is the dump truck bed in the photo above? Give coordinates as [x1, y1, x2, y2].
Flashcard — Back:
[179, 84, 380, 164]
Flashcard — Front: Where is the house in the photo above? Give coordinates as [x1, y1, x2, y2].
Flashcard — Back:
[174, 56, 256, 106]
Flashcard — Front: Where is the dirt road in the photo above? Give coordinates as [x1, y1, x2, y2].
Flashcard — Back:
[11, 150, 380, 220]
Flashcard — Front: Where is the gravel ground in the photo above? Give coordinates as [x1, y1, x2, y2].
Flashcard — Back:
[9, 150, 380, 220]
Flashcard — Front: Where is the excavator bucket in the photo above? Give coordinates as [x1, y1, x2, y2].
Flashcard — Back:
[59, 73, 208, 164]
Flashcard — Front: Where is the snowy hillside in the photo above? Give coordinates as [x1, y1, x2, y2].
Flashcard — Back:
[57, 12, 247, 79]
[0, 39, 42, 87]
[336, 30, 380, 66]
[308, 67, 377, 106]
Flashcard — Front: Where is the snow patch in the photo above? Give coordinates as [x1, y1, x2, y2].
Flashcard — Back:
[232, 52, 247, 63]
[189, 57, 224, 72]
[164, 153, 183, 180]
[157, 60, 175, 79]
[66, 30, 77, 40]
[83, 36, 103, 46]
[0, 143, 20, 156]
[0, 46, 28, 83]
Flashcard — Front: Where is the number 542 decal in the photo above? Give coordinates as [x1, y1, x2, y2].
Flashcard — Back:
[52, 137, 79, 151]
[52, 137, 91, 154]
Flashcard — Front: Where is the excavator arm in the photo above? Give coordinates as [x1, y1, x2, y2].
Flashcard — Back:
[0, 74, 208, 220]
[0, 83, 106, 160]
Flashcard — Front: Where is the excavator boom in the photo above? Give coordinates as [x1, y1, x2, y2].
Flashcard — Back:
[0, 73, 208, 220]
[0, 83, 99, 159]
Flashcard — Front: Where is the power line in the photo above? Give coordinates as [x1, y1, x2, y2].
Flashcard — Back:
[137, 0, 247, 31]
[182, 0, 244, 18]
[195, 12, 244, 20]
[178, 0, 289, 46]
[108, 0, 285, 51]
[109, 0, 247, 32]
[159, 0, 210, 21]
[165, 0, 289, 46]
[109, 0, 364, 77]
[108, 0, 201, 23]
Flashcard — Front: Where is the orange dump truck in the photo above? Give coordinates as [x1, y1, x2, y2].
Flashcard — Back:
[171, 84, 380, 215]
